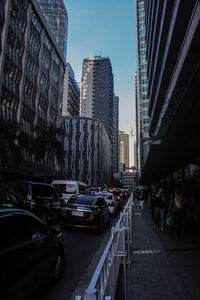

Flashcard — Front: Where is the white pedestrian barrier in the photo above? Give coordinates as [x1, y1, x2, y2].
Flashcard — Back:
[75, 193, 133, 300]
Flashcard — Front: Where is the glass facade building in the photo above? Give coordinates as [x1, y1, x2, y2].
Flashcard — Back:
[36, 0, 68, 60]
[135, 0, 150, 173]
[62, 63, 80, 117]
[0, 0, 65, 179]
[140, 0, 200, 184]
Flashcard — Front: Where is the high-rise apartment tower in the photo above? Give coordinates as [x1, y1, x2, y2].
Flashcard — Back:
[119, 131, 129, 172]
[80, 56, 114, 138]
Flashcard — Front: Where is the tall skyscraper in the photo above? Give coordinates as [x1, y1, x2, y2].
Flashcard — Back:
[80, 56, 114, 138]
[36, 0, 68, 60]
[135, 0, 150, 173]
[113, 96, 120, 173]
[119, 131, 129, 172]
[134, 72, 139, 176]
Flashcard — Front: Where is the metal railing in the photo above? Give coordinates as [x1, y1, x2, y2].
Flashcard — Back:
[75, 193, 133, 300]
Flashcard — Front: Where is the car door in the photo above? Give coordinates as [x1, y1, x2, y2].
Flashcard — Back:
[14, 212, 58, 286]
[0, 212, 40, 299]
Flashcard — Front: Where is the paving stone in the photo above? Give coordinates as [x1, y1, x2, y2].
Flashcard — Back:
[126, 199, 200, 300]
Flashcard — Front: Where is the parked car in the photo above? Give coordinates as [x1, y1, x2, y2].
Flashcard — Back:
[52, 180, 87, 203]
[0, 181, 64, 223]
[95, 192, 118, 216]
[60, 194, 110, 232]
[0, 208, 65, 299]
[0, 186, 19, 208]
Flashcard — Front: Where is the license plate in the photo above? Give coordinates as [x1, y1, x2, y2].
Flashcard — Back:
[72, 211, 84, 217]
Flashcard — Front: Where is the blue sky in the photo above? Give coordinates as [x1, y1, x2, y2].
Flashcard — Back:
[64, 0, 136, 165]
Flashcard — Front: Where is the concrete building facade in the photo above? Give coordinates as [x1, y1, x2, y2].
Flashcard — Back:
[119, 131, 130, 172]
[62, 116, 112, 187]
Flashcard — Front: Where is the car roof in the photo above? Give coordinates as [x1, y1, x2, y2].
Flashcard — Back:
[68, 194, 103, 205]
[4, 181, 52, 186]
[52, 180, 86, 185]
[0, 208, 44, 222]
[76, 194, 101, 200]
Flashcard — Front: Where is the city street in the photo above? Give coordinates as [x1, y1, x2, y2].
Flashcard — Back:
[39, 217, 118, 300]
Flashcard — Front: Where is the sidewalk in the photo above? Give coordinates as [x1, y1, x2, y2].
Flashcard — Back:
[126, 199, 200, 300]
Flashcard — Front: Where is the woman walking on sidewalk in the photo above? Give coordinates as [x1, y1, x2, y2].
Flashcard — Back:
[153, 187, 166, 232]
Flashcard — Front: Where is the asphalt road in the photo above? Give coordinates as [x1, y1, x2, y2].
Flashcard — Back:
[38, 219, 116, 300]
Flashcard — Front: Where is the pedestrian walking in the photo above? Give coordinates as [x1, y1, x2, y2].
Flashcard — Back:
[153, 187, 166, 232]
[148, 184, 157, 219]
[169, 186, 184, 237]
[138, 189, 144, 211]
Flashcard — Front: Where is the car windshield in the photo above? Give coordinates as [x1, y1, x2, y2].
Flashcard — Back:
[66, 184, 77, 194]
[68, 195, 96, 205]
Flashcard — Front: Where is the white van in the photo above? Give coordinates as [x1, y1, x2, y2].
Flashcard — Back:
[51, 180, 87, 203]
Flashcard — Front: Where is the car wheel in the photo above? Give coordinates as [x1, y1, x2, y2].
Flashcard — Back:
[53, 253, 64, 281]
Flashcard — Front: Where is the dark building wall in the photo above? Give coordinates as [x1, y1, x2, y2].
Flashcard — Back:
[141, 0, 200, 184]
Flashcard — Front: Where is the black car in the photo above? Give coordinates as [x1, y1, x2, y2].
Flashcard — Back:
[60, 194, 110, 232]
[0, 181, 63, 223]
[0, 208, 65, 300]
